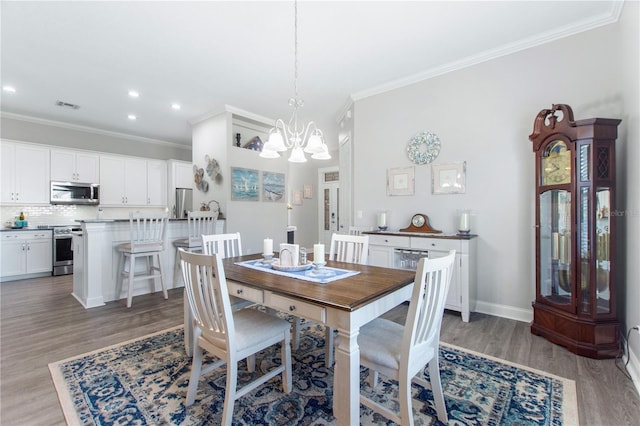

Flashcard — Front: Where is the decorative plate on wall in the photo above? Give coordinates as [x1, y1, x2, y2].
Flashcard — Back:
[407, 131, 440, 165]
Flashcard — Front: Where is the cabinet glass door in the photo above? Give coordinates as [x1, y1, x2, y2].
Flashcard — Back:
[539, 189, 572, 306]
[595, 188, 611, 314]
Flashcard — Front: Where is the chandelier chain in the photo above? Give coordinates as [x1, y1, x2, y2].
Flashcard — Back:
[293, 0, 299, 102]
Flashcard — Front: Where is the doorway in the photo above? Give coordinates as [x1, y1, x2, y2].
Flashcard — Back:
[318, 167, 339, 246]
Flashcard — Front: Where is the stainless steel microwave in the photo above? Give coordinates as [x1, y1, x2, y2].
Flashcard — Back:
[50, 181, 100, 205]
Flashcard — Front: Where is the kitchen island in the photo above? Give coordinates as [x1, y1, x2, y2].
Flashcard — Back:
[72, 218, 224, 308]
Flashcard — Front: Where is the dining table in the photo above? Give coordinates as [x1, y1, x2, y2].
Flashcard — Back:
[183, 253, 416, 425]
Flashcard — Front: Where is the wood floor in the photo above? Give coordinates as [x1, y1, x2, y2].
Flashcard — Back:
[1, 275, 639, 426]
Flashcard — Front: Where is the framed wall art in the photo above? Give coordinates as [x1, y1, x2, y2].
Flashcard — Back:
[303, 184, 313, 199]
[262, 171, 285, 202]
[432, 161, 466, 194]
[387, 166, 415, 196]
[230, 167, 260, 201]
[292, 190, 303, 205]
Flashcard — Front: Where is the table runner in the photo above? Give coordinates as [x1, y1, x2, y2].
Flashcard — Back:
[235, 259, 360, 284]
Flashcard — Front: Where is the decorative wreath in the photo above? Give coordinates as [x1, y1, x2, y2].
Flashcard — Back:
[407, 132, 440, 165]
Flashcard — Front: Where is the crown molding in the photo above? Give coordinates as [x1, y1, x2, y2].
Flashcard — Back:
[190, 104, 274, 127]
[352, 1, 624, 101]
[1, 111, 191, 150]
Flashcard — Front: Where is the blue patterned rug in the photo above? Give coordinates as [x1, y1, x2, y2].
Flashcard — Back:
[49, 325, 577, 425]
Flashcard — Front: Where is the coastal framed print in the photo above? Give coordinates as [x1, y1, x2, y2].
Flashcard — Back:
[387, 166, 415, 196]
[432, 161, 466, 194]
[230, 167, 260, 201]
[262, 171, 285, 202]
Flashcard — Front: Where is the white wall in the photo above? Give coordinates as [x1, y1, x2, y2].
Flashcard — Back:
[353, 2, 639, 328]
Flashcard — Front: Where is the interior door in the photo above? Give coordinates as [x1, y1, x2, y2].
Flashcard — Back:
[318, 167, 340, 246]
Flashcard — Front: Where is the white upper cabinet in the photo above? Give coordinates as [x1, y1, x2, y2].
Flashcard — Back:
[146, 160, 167, 206]
[99, 155, 166, 207]
[1, 141, 50, 205]
[51, 149, 99, 183]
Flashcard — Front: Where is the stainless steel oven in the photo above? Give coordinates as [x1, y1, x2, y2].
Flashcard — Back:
[53, 226, 81, 276]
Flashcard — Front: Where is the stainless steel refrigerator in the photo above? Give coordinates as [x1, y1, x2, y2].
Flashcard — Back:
[175, 188, 193, 219]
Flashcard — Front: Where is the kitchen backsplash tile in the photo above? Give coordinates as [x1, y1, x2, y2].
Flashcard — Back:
[1, 205, 166, 228]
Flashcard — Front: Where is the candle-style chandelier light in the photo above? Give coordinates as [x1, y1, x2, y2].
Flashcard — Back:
[260, 0, 331, 163]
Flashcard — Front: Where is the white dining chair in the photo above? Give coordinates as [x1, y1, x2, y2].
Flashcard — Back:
[179, 249, 292, 425]
[116, 211, 169, 308]
[348, 225, 374, 235]
[183, 232, 252, 357]
[293, 233, 369, 367]
[172, 210, 218, 285]
[201, 232, 243, 259]
[354, 250, 456, 425]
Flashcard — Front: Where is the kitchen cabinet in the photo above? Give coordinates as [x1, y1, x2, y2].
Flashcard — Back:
[1, 230, 53, 281]
[99, 155, 166, 206]
[51, 149, 99, 183]
[366, 232, 477, 322]
[146, 160, 167, 206]
[1, 142, 50, 205]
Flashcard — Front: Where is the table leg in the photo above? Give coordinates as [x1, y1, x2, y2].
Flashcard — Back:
[333, 326, 360, 425]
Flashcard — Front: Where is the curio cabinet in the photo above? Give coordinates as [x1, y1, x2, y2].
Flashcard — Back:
[529, 104, 621, 359]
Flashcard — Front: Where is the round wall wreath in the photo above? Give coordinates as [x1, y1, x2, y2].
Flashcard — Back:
[407, 131, 440, 165]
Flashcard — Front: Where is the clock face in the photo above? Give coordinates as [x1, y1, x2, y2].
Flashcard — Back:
[412, 214, 426, 228]
[542, 141, 571, 186]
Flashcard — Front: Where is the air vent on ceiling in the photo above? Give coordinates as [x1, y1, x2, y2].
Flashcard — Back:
[55, 100, 80, 110]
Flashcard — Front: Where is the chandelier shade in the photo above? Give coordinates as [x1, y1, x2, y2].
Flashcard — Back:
[260, 0, 330, 162]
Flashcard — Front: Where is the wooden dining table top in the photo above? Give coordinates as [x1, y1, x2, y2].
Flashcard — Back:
[222, 254, 416, 313]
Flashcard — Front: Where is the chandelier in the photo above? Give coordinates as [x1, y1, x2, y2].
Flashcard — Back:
[260, 0, 330, 163]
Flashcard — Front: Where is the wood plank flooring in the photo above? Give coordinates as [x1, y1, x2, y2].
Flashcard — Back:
[1, 275, 639, 425]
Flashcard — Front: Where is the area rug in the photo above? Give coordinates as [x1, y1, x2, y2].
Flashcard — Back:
[49, 325, 578, 425]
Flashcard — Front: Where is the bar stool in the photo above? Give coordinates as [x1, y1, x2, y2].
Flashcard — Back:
[172, 210, 218, 285]
[116, 211, 169, 308]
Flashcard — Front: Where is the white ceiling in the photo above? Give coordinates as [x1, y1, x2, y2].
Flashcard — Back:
[0, 1, 622, 150]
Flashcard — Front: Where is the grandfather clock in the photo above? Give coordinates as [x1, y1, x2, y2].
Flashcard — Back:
[529, 104, 621, 359]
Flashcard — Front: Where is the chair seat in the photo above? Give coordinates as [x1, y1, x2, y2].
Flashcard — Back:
[118, 242, 164, 253]
[173, 238, 202, 249]
[358, 318, 434, 372]
[201, 308, 290, 353]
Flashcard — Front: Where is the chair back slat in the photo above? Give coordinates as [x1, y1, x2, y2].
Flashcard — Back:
[187, 211, 218, 246]
[403, 251, 455, 357]
[201, 232, 243, 259]
[348, 225, 374, 236]
[329, 233, 369, 264]
[129, 212, 168, 248]
[179, 249, 234, 349]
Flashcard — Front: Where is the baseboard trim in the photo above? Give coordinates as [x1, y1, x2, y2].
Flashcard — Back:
[474, 300, 533, 323]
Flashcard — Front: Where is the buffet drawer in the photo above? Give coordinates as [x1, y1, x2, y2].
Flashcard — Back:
[410, 237, 459, 252]
[265, 291, 326, 323]
[368, 234, 410, 247]
[227, 281, 264, 304]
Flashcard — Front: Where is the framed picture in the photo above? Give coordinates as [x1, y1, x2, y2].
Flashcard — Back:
[262, 171, 285, 202]
[432, 161, 466, 194]
[292, 190, 303, 205]
[230, 167, 260, 201]
[387, 166, 415, 196]
[303, 184, 313, 199]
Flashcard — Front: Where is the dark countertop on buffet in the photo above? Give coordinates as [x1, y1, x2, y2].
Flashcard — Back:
[363, 230, 477, 240]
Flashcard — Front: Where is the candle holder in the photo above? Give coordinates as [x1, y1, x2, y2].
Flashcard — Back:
[308, 261, 334, 277]
[457, 209, 471, 235]
[261, 253, 274, 264]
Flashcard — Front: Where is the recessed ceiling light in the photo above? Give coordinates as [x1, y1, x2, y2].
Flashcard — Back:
[3, 86, 16, 93]
[128, 90, 139, 98]
[128, 114, 137, 120]
[171, 103, 181, 110]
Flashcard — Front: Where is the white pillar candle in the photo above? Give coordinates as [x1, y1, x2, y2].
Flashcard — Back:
[314, 244, 325, 263]
[263, 238, 273, 255]
[459, 211, 470, 231]
[377, 212, 387, 227]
